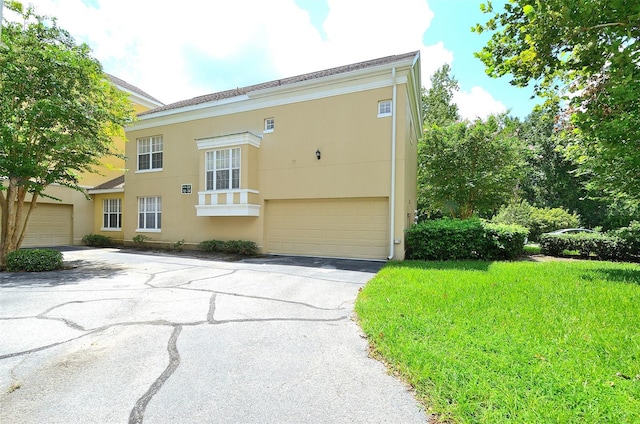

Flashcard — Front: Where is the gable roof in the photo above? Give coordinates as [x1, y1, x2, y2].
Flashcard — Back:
[139, 51, 419, 117]
[107, 74, 164, 107]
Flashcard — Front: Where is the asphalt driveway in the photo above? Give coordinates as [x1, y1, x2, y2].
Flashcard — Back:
[0, 248, 426, 423]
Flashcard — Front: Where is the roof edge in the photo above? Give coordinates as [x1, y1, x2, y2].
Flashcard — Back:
[138, 51, 419, 118]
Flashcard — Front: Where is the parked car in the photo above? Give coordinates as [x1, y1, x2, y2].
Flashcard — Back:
[544, 228, 596, 235]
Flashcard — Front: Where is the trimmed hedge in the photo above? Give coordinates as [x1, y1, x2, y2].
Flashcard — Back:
[484, 222, 528, 260]
[6, 249, 64, 272]
[198, 239, 259, 256]
[406, 218, 528, 261]
[82, 233, 114, 247]
[539, 233, 633, 261]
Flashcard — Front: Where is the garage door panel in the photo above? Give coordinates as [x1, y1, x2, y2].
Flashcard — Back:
[20, 203, 72, 247]
[265, 198, 388, 260]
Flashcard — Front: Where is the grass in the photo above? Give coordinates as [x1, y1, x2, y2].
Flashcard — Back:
[355, 260, 640, 423]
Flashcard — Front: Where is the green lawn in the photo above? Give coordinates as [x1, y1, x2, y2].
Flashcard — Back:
[355, 260, 640, 423]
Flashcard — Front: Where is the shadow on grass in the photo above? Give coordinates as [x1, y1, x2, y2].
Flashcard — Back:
[0, 260, 126, 288]
[388, 260, 492, 272]
[582, 268, 640, 285]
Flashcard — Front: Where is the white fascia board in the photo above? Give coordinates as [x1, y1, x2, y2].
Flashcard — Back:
[196, 132, 262, 150]
[113, 84, 164, 109]
[195, 204, 261, 217]
[87, 188, 125, 195]
[127, 65, 413, 132]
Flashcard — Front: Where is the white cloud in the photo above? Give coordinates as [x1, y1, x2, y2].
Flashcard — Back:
[453, 86, 507, 121]
[27, 0, 503, 121]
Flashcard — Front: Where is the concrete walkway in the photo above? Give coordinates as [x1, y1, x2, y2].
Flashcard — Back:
[0, 248, 427, 423]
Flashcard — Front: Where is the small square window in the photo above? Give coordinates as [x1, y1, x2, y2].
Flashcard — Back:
[264, 118, 275, 133]
[378, 100, 392, 117]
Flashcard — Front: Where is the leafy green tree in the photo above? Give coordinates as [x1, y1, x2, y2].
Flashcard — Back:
[0, 2, 133, 266]
[421, 64, 460, 127]
[518, 103, 639, 229]
[474, 0, 640, 201]
[417, 65, 462, 217]
[419, 114, 526, 219]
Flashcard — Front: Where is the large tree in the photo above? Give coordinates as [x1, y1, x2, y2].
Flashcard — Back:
[474, 0, 640, 202]
[0, 2, 133, 266]
[419, 114, 527, 219]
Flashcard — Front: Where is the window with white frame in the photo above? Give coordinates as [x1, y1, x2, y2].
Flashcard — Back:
[378, 100, 392, 117]
[138, 196, 161, 230]
[102, 198, 122, 230]
[137, 136, 163, 171]
[205, 148, 240, 191]
[264, 118, 275, 133]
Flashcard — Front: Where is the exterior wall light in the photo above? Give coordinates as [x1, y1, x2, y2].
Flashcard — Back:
[316, 149, 321, 160]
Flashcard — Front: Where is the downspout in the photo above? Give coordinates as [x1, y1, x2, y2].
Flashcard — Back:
[388, 67, 397, 260]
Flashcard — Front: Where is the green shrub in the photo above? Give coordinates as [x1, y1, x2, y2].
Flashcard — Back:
[492, 200, 581, 241]
[610, 221, 640, 257]
[540, 233, 631, 260]
[82, 233, 113, 247]
[198, 239, 225, 252]
[173, 239, 185, 252]
[198, 239, 259, 256]
[406, 218, 486, 260]
[6, 249, 64, 272]
[406, 218, 527, 261]
[132, 234, 150, 246]
[483, 223, 529, 260]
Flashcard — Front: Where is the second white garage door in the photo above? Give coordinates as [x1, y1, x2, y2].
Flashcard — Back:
[265, 197, 388, 260]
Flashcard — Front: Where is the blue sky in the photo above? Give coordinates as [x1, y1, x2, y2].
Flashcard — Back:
[29, 0, 539, 119]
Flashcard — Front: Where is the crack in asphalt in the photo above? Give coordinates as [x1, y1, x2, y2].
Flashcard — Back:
[129, 325, 182, 424]
[1, 260, 359, 421]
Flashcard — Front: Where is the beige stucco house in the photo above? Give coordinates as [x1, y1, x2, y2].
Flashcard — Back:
[118, 51, 422, 260]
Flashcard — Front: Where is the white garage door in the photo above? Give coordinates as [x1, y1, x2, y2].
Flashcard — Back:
[265, 198, 388, 260]
[21, 203, 73, 247]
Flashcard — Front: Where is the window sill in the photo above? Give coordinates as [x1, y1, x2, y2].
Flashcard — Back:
[101, 228, 122, 232]
[377, 113, 392, 118]
[135, 168, 163, 174]
[135, 229, 161, 233]
[263, 129, 274, 134]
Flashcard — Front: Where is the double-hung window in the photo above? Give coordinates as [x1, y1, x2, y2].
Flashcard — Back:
[102, 199, 122, 230]
[138, 196, 161, 230]
[205, 148, 240, 191]
[137, 136, 163, 171]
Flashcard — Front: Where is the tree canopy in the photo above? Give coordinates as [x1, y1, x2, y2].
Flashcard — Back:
[419, 115, 526, 219]
[0, 1, 133, 265]
[474, 0, 640, 202]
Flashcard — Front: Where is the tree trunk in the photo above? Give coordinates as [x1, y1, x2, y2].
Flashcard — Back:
[0, 179, 39, 268]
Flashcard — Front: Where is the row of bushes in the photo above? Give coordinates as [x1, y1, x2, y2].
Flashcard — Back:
[492, 200, 581, 241]
[198, 239, 259, 256]
[540, 221, 639, 261]
[406, 218, 528, 260]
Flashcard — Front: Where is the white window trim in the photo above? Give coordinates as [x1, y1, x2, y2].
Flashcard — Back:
[137, 196, 162, 231]
[136, 135, 163, 172]
[102, 198, 122, 230]
[378, 100, 392, 117]
[205, 147, 241, 191]
[264, 117, 275, 133]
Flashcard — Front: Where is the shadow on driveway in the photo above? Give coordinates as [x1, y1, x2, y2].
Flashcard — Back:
[0, 260, 126, 288]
